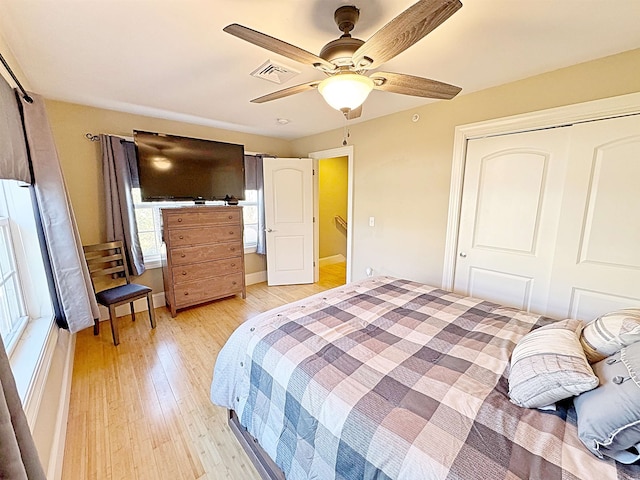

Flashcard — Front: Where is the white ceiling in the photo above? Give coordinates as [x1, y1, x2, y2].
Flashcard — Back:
[1, 0, 639, 140]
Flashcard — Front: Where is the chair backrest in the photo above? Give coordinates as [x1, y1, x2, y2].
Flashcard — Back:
[83, 241, 131, 293]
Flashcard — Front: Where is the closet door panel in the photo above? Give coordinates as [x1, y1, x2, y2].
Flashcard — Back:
[454, 127, 571, 313]
[548, 115, 640, 320]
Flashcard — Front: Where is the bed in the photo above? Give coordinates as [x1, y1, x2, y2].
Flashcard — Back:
[210, 276, 639, 479]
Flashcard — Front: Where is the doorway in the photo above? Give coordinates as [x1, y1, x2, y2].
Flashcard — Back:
[310, 145, 354, 286]
[317, 155, 348, 286]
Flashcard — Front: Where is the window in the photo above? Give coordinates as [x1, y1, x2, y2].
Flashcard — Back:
[132, 188, 258, 268]
[0, 216, 27, 349]
[0, 180, 53, 354]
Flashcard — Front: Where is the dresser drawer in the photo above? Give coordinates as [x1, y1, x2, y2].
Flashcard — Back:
[168, 225, 242, 247]
[164, 208, 240, 228]
[173, 273, 243, 307]
[170, 243, 241, 266]
[172, 256, 242, 284]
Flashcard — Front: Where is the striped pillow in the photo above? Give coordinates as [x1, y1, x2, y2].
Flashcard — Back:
[508, 319, 599, 409]
[580, 308, 640, 363]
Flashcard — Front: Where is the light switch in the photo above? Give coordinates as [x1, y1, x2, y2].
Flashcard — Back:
[369, 216, 375, 227]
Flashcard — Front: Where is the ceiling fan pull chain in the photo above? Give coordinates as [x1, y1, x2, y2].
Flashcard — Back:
[342, 117, 350, 146]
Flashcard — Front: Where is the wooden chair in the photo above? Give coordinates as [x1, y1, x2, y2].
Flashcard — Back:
[83, 241, 156, 345]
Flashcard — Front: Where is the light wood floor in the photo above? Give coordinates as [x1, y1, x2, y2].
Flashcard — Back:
[62, 263, 346, 480]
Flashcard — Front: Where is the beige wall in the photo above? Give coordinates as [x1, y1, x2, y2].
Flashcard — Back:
[44, 101, 294, 289]
[291, 48, 640, 286]
[319, 156, 348, 259]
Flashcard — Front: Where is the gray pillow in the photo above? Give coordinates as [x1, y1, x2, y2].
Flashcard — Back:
[574, 340, 640, 464]
[508, 318, 598, 409]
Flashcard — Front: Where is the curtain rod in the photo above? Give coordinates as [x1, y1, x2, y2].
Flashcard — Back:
[85, 133, 134, 142]
[0, 51, 33, 103]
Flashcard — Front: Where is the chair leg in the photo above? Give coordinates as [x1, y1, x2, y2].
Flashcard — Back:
[130, 302, 136, 322]
[108, 305, 120, 346]
[93, 318, 100, 335]
[147, 293, 156, 329]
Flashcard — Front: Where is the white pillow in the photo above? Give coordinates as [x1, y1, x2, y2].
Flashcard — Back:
[580, 308, 640, 363]
[508, 318, 598, 409]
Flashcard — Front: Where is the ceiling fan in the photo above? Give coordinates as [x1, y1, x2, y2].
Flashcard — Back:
[224, 0, 463, 119]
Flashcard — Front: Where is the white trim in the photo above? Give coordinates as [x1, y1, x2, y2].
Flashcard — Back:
[20, 318, 57, 428]
[143, 256, 162, 270]
[319, 254, 346, 267]
[309, 145, 354, 283]
[246, 270, 267, 285]
[442, 91, 640, 290]
[47, 331, 75, 480]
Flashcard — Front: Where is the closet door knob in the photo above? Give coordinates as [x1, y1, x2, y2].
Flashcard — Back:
[459, 252, 467, 258]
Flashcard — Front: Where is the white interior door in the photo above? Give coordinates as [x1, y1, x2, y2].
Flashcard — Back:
[454, 127, 571, 312]
[547, 114, 640, 320]
[263, 157, 314, 286]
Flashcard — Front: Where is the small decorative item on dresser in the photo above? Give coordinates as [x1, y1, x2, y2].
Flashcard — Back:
[161, 206, 246, 317]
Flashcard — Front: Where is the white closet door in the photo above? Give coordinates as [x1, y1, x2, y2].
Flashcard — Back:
[454, 127, 571, 312]
[547, 115, 640, 320]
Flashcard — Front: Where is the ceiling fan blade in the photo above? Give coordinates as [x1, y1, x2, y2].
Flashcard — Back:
[251, 81, 320, 104]
[224, 24, 337, 72]
[352, 0, 462, 70]
[370, 72, 461, 99]
[345, 105, 362, 120]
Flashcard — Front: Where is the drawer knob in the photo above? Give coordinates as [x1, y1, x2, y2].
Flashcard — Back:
[177, 218, 183, 222]
[179, 235, 184, 239]
[230, 247, 235, 251]
[228, 215, 233, 219]
[182, 271, 187, 276]
[232, 281, 237, 285]
[181, 254, 186, 258]
[231, 263, 236, 267]
[184, 292, 189, 296]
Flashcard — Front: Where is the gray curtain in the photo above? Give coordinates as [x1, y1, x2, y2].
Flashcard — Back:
[100, 135, 145, 275]
[20, 92, 100, 333]
[0, 80, 47, 478]
[0, 338, 46, 480]
[0, 78, 31, 184]
[245, 154, 267, 255]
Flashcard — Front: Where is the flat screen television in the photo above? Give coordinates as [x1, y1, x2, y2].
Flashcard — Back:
[134, 130, 245, 202]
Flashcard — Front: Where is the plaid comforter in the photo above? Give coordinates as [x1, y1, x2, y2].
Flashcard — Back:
[211, 277, 639, 479]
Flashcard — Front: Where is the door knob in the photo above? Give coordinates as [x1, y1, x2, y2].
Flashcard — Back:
[266, 228, 276, 232]
[459, 252, 467, 258]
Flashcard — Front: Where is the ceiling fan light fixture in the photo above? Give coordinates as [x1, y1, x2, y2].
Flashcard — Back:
[318, 73, 374, 111]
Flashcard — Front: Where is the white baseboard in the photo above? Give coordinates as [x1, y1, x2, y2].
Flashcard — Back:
[319, 254, 346, 267]
[47, 330, 75, 480]
[246, 270, 267, 285]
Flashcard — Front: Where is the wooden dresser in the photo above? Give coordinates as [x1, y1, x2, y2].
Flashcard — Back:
[161, 206, 246, 317]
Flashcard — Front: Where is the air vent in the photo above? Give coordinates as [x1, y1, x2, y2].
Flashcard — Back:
[250, 60, 300, 84]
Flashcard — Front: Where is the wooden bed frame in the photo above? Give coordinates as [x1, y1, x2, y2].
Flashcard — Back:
[228, 409, 285, 480]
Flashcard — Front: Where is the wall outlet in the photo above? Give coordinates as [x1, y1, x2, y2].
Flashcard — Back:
[368, 216, 375, 227]
[365, 267, 373, 277]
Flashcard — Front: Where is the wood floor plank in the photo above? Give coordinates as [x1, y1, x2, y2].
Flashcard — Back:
[62, 264, 345, 479]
